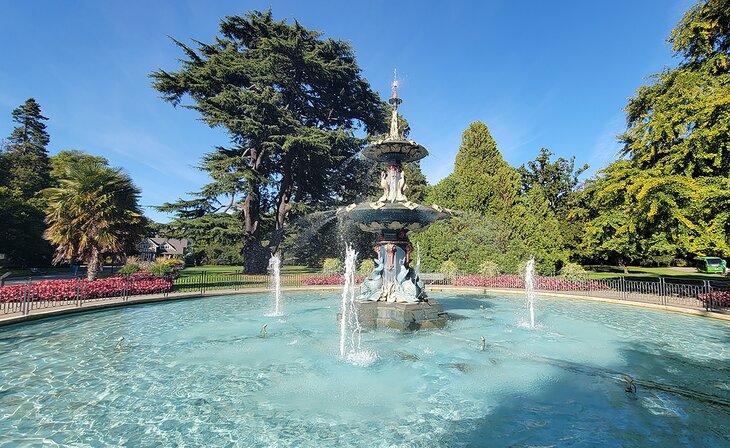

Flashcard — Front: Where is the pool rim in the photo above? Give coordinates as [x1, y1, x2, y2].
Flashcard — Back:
[1, 285, 728, 328]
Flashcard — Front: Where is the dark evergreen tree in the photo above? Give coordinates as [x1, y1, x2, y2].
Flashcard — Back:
[0, 187, 53, 267]
[428, 121, 521, 216]
[2, 99, 52, 198]
[151, 11, 387, 272]
[412, 121, 567, 274]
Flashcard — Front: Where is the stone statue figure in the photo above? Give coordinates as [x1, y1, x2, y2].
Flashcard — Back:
[392, 258, 422, 303]
[360, 257, 385, 301]
[377, 171, 389, 203]
[395, 172, 407, 202]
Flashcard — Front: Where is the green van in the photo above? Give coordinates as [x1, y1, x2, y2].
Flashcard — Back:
[695, 256, 726, 274]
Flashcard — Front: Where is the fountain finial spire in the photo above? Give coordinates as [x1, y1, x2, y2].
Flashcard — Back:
[388, 68, 402, 140]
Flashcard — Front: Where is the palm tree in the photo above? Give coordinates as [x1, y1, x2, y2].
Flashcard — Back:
[43, 161, 147, 280]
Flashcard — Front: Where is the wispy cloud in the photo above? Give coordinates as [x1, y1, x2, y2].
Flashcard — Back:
[586, 114, 626, 177]
[92, 128, 209, 185]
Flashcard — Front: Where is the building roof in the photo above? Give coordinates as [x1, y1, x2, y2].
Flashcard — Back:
[143, 237, 189, 255]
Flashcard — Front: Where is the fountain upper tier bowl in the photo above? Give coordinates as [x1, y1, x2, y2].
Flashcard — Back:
[341, 201, 452, 233]
[361, 138, 428, 164]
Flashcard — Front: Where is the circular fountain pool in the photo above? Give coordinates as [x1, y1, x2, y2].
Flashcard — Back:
[0, 291, 728, 447]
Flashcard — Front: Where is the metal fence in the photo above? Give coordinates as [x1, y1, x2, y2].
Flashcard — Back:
[1, 272, 728, 316]
[419, 274, 728, 311]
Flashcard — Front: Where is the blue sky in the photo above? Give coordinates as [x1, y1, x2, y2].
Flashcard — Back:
[0, 0, 693, 222]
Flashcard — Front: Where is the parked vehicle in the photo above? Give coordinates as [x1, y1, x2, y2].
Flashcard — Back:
[694, 257, 726, 274]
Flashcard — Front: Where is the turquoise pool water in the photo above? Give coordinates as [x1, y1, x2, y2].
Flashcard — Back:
[0, 291, 728, 447]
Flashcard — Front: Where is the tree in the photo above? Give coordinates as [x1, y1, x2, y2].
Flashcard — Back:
[158, 212, 244, 265]
[1, 99, 52, 198]
[412, 121, 567, 275]
[0, 187, 53, 266]
[518, 148, 587, 212]
[151, 11, 387, 272]
[429, 121, 520, 216]
[50, 150, 108, 182]
[43, 161, 147, 280]
[577, 0, 730, 264]
[620, 0, 730, 177]
[574, 161, 730, 264]
[669, 0, 730, 66]
[0, 140, 9, 188]
[403, 162, 429, 203]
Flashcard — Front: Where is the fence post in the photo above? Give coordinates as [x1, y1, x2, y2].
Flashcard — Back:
[620, 276, 625, 300]
[659, 277, 665, 306]
[23, 278, 30, 315]
[200, 272, 205, 294]
[703, 280, 711, 311]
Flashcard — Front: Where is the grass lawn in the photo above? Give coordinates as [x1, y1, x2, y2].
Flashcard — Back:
[179, 265, 318, 278]
[585, 265, 727, 282]
[0, 267, 73, 278]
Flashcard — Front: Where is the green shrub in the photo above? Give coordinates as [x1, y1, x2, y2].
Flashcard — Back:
[478, 260, 501, 277]
[439, 260, 459, 277]
[147, 262, 173, 277]
[516, 259, 530, 277]
[321, 257, 343, 274]
[559, 262, 588, 282]
[159, 258, 185, 271]
[118, 261, 141, 276]
[358, 259, 376, 276]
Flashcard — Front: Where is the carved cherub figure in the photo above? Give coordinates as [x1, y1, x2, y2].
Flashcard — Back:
[377, 171, 389, 202]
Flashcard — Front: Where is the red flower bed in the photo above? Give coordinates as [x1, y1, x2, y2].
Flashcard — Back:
[0, 271, 172, 303]
[452, 275, 610, 291]
[698, 290, 730, 308]
[301, 275, 364, 285]
[452, 275, 525, 288]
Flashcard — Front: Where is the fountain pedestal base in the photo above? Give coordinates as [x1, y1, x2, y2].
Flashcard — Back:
[355, 300, 447, 331]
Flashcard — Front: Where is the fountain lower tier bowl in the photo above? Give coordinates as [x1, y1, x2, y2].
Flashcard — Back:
[340, 201, 452, 233]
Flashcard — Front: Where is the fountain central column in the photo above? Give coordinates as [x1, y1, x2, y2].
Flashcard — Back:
[338, 75, 452, 330]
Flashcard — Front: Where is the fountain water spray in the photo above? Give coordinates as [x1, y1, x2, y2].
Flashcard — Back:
[339, 245, 377, 365]
[339, 245, 360, 357]
[525, 256, 536, 328]
[268, 254, 283, 316]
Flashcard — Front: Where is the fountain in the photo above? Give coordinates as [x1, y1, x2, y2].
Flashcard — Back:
[338, 76, 452, 330]
[268, 254, 283, 316]
[525, 256, 536, 328]
[339, 245, 377, 364]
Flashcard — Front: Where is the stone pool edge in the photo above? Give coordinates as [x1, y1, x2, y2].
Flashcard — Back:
[429, 286, 730, 322]
[1, 285, 728, 327]
[0, 286, 343, 327]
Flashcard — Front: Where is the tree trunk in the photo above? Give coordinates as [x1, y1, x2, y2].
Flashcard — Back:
[243, 238, 271, 274]
[269, 156, 294, 255]
[240, 146, 271, 274]
[87, 250, 100, 281]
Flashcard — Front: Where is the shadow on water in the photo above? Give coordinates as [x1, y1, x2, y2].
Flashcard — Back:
[436, 340, 730, 447]
[439, 295, 496, 311]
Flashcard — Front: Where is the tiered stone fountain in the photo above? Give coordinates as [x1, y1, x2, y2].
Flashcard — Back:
[339, 79, 452, 330]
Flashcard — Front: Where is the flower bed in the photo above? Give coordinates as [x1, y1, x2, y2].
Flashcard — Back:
[301, 275, 364, 286]
[0, 271, 172, 303]
[698, 290, 730, 308]
[452, 275, 610, 291]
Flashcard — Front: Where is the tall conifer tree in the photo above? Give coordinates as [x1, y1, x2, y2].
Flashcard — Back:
[152, 11, 387, 273]
[2, 99, 52, 198]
